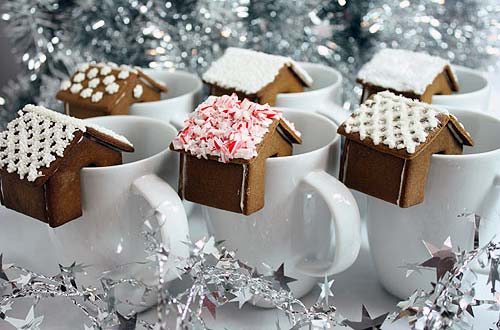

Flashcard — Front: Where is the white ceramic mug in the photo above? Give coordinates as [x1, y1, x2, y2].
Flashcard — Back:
[203, 110, 361, 301]
[49, 116, 189, 308]
[367, 109, 500, 299]
[275, 62, 351, 125]
[432, 65, 490, 111]
[129, 69, 203, 128]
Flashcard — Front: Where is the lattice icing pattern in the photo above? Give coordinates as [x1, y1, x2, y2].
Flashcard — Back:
[0, 105, 133, 182]
[172, 94, 301, 163]
[357, 48, 456, 95]
[202, 47, 313, 94]
[60, 62, 141, 103]
[342, 91, 449, 154]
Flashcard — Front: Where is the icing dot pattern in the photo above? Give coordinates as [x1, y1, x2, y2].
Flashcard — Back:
[0, 105, 133, 182]
[60, 63, 144, 103]
[343, 91, 449, 154]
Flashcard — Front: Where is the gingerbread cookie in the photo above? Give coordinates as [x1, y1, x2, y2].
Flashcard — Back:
[338, 91, 473, 208]
[357, 49, 458, 104]
[202, 48, 313, 106]
[56, 62, 168, 119]
[0, 104, 134, 227]
[170, 94, 302, 215]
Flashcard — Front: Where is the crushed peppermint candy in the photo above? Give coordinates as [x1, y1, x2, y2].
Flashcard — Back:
[342, 91, 449, 154]
[91, 91, 103, 103]
[70, 83, 83, 94]
[60, 80, 71, 91]
[172, 94, 301, 163]
[133, 84, 143, 99]
[0, 104, 133, 182]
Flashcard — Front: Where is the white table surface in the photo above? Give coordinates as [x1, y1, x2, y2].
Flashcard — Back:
[1, 204, 499, 329]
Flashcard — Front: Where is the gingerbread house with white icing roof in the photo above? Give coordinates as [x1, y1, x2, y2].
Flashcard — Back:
[357, 48, 459, 104]
[338, 91, 473, 208]
[0, 105, 134, 227]
[170, 94, 302, 215]
[56, 62, 168, 119]
[202, 48, 313, 106]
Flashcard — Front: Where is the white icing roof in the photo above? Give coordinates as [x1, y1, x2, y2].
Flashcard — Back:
[342, 91, 449, 154]
[357, 48, 456, 95]
[0, 105, 133, 182]
[202, 48, 313, 94]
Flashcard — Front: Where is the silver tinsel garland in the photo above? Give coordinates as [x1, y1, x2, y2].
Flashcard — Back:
[1, 0, 498, 127]
[2, 213, 500, 329]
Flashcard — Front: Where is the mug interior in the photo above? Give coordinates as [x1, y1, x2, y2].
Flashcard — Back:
[434, 67, 488, 99]
[142, 69, 202, 99]
[83, 116, 176, 166]
[435, 109, 500, 157]
[271, 110, 338, 158]
[279, 63, 341, 96]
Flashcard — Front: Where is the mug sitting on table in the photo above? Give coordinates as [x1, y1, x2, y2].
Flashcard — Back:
[203, 109, 361, 303]
[367, 108, 500, 299]
[49, 116, 189, 310]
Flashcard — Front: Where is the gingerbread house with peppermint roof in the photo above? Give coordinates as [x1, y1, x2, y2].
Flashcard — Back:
[170, 94, 302, 215]
[56, 62, 168, 119]
[338, 91, 473, 208]
[0, 105, 134, 227]
[202, 48, 313, 106]
[357, 49, 459, 104]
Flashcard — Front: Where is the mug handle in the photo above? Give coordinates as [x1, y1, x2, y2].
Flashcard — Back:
[132, 174, 190, 280]
[296, 170, 361, 277]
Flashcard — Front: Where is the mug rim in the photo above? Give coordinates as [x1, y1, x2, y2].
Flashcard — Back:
[132, 69, 203, 107]
[267, 108, 339, 163]
[81, 115, 176, 173]
[433, 65, 489, 101]
[433, 108, 500, 160]
[276, 62, 342, 98]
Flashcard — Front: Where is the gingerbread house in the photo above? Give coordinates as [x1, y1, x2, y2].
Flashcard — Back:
[338, 91, 473, 208]
[170, 94, 302, 215]
[0, 105, 134, 227]
[56, 62, 168, 119]
[356, 49, 459, 104]
[202, 48, 313, 106]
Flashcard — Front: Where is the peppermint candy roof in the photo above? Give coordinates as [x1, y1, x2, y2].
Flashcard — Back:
[339, 91, 473, 156]
[202, 48, 313, 94]
[171, 94, 301, 163]
[0, 105, 133, 183]
[357, 49, 457, 95]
